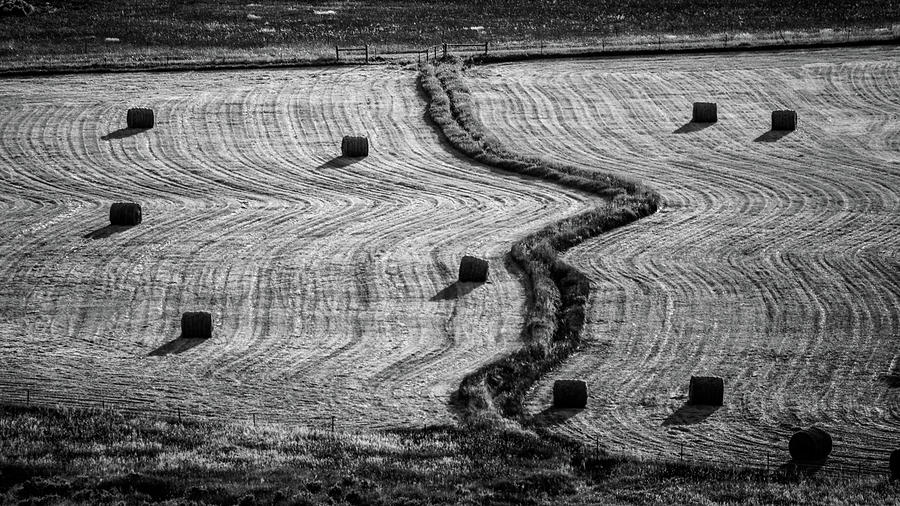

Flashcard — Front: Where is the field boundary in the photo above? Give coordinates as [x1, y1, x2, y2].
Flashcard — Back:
[471, 36, 900, 65]
[419, 59, 660, 425]
[1, 28, 897, 78]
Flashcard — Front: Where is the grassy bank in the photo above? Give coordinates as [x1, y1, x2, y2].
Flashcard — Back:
[0, 1, 897, 70]
[420, 59, 659, 424]
[2, 404, 898, 505]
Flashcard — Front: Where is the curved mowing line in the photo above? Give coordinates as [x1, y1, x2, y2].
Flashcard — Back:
[419, 60, 661, 424]
[0, 67, 596, 428]
[466, 48, 900, 471]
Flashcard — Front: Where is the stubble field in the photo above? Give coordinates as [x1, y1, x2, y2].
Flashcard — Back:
[2, 42, 899, 481]
[466, 46, 900, 471]
[0, 64, 596, 429]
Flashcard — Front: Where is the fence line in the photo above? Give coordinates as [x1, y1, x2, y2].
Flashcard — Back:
[9, 26, 891, 73]
[335, 44, 371, 63]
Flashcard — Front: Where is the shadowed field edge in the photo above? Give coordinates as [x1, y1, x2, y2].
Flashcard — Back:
[419, 59, 661, 426]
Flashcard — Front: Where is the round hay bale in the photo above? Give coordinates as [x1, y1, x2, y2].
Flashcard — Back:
[181, 312, 212, 339]
[692, 102, 717, 123]
[688, 376, 724, 405]
[553, 379, 588, 409]
[341, 136, 369, 157]
[890, 449, 900, 479]
[458, 255, 488, 283]
[772, 110, 797, 131]
[789, 426, 832, 461]
[109, 202, 142, 226]
[127, 108, 155, 129]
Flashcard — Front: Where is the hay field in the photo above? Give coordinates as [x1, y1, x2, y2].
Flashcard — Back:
[0, 65, 595, 429]
[466, 47, 900, 469]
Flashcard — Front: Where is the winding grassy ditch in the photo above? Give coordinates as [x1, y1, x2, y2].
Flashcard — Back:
[420, 59, 660, 424]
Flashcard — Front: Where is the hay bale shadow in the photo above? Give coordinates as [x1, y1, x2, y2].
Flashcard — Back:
[754, 129, 792, 142]
[662, 402, 720, 426]
[431, 281, 483, 301]
[673, 121, 713, 134]
[879, 374, 900, 388]
[148, 336, 206, 356]
[101, 128, 149, 141]
[530, 406, 583, 428]
[776, 459, 826, 480]
[316, 156, 364, 170]
[82, 224, 135, 240]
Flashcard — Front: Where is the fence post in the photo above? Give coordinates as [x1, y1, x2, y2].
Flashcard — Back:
[335, 45, 340, 60]
[442, 43, 447, 59]
[484, 41, 488, 55]
[253, 413, 256, 426]
[365, 44, 369, 63]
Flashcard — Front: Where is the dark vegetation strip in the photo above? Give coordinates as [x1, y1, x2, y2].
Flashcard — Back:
[2, 35, 897, 79]
[420, 59, 661, 423]
[0, 57, 345, 79]
[1, 0, 896, 52]
[473, 36, 900, 65]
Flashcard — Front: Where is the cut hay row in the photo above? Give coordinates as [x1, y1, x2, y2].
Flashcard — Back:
[465, 46, 900, 470]
[0, 66, 595, 427]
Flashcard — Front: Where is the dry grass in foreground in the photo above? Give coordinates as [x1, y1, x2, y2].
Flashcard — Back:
[2, 404, 898, 505]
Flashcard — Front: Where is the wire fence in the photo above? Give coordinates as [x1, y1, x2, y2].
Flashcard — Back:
[3, 23, 896, 72]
